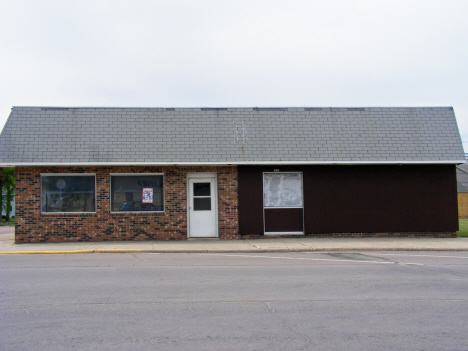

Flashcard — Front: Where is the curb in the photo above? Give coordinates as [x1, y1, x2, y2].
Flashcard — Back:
[2, 248, 468, 254]
[0, 250, 95, 255]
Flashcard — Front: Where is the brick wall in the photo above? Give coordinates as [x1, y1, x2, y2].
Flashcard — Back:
[15, 166, 239, 243]
[458, 193, 468, 218]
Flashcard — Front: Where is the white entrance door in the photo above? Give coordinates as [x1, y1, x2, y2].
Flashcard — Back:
[188, 175, 218, 238]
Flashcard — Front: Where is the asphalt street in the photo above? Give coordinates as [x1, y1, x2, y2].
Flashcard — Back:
[1, 252, 468, 351]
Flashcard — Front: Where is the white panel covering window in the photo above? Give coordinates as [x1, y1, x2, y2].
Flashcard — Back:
[263, 173, 303, 208]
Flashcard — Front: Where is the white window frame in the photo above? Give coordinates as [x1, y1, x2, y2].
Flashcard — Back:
[263, 171, 304, 235]
[263, 172, 304, 209]
[110, 173, 165, 213]
[40, 173, 97, 214]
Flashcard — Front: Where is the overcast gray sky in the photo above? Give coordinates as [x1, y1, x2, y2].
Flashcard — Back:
[1, 0, 467, 151]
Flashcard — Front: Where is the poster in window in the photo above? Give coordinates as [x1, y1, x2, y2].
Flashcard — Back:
[142, 188, 153, 203]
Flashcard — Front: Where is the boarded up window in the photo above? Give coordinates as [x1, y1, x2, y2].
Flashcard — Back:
[263, 173, 303, 208]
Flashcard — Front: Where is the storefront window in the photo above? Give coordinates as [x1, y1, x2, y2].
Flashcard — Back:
[41, 175, 96, 213]
[111, 174, 164, 212]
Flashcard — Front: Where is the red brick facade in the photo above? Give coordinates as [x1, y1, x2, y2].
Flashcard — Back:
[15, 166, 240, 243]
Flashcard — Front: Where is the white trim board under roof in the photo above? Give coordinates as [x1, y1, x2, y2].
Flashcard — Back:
[0, 161, 465, 167]
[0, 106, 464, 165]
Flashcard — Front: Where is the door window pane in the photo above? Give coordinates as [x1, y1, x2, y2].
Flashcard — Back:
[111, 175, 164, 212]
[194, 197, 211, 211]
[41, 175, 95, 213]
[263, 173, 303, 207]
[194, 183, 210, 196]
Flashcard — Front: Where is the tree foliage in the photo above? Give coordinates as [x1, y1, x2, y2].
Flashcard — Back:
[2, 167, 15, 221]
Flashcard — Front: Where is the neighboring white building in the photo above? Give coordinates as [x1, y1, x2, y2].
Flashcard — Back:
[1, 199, 14, 217]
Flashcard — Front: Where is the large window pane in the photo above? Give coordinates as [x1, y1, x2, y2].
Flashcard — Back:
[41, 175, 95, 213]
[111, 175, 164, 212]
[263, 173, 303, 208]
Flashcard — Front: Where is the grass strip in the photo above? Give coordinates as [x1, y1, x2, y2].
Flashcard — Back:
[458, 219, 468, 237]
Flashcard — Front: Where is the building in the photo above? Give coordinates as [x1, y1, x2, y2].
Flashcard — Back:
[0, 106, 464, 243]
[1, 198, 15, 218]
[457, 163, 468, 218]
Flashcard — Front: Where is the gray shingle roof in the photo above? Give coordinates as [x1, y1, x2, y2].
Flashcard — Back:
[0, 106, 464, 165]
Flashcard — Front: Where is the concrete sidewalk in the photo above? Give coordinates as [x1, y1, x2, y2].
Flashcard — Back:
[2, 226, 468, 254]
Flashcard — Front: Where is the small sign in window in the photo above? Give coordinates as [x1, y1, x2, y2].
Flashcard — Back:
[142, 188, 153, 203]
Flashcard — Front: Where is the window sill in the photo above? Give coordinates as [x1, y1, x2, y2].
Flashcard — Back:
[41, 212, 97, 217]
[110, 211, 166, 216]
[264, 231, 304, 235]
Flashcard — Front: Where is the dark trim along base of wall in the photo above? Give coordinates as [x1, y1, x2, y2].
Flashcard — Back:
[241, 232, 457, 239]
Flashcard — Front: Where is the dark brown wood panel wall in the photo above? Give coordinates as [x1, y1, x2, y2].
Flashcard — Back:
[238, 166, 264, 234]
[264, 208, 304, 232]
[238, 165, 458, 235]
